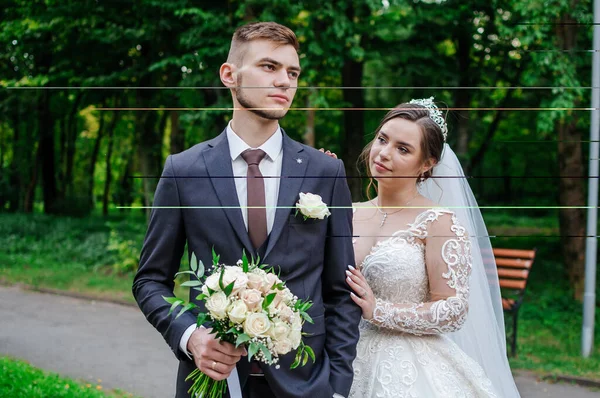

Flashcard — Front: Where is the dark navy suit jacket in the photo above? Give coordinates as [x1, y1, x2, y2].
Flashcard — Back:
[133, 129, 361, 397]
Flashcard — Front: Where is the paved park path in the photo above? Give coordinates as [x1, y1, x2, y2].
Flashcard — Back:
[0, 285, 598, 398]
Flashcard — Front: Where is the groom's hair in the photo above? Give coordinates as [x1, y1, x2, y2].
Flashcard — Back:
[227, 22, 299, 66]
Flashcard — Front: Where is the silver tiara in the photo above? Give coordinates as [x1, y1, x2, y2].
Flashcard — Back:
[409, 97, 448, 141]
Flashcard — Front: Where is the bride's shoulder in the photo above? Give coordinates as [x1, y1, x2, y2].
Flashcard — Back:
[409, 197, 455, 229]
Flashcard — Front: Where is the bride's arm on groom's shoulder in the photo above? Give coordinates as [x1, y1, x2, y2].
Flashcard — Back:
[363, 212, 472, 335]
[132, 155, 196, 360]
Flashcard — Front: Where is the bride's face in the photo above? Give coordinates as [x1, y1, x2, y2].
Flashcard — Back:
[369, 117, 426, 186]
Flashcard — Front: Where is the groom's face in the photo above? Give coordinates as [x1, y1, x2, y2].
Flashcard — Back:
[231, 40, 301, 120]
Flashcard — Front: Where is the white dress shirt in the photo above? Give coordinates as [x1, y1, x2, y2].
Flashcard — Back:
[226, 122, 283, 234]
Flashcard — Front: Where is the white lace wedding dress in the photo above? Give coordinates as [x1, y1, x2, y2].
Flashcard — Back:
[349, 208, 499, 398]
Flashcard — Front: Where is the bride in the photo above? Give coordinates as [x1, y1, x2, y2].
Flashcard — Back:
[324, 98, 520, 397]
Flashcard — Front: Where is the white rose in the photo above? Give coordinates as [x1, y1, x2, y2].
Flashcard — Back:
[247, 272, 265, 291]
[240, 289, 263, 311]
[289, 328, 302, 349]
[222, 266, 248, 295]
[277, 304, 295, 323]
[244, 313, 271, 337]
[269, 320, 291, 341]
[227, 300, 248, 324]
[204, 273, 221, 292]
[273, 338, 294, 355]
[205, 291, 229, 320]
[271, 288, 287, 309]
[262, 273, 280, 294]
[296, 192, 331, 219]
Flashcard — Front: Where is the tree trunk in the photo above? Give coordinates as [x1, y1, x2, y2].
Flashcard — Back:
[8, 108, 22, 212]
[102, 105, 120, 216]
[557, 119, 586, 299]
[87, 108, 106, 207]
[341, 59, 365, 201]
[555, 9, 586, 300]
[117, 158, 134, 212]
[170, 111, 185, 154]
[39, 91, 58, 213]
[303, 89, 316, 147]
[64, 92, 85, 196]
[24, 142, 41, 214]
[453, 25, 473, 159]
[135, 90, 161, 219]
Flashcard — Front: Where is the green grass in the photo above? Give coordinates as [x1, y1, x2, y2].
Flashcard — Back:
[486, 212, 600, 381]
[0, 212, 187, 304]
[0, 210, 599, 381]
[0, 356, 137, 398]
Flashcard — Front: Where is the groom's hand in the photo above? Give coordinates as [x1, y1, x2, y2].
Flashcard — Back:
[187, 327, 247, 381]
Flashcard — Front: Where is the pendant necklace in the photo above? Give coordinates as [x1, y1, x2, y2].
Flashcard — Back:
[374, 192, 419, 228]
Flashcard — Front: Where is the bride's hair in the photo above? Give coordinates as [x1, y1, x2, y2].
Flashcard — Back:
[357, 103, 446, 199]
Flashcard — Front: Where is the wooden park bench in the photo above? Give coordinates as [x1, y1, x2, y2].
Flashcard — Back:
[493, 247, 537, 357]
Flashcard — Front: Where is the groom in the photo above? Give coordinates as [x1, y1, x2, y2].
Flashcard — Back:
[133, 22, 361, 398]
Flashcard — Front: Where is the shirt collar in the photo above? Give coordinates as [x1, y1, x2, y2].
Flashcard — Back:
[226, 121, 283, 162]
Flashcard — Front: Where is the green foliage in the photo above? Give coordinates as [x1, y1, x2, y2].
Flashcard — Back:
[0, 212, 145, 273]
[0, 356, 136, 398]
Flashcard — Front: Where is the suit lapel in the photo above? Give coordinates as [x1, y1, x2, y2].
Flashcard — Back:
[203, 131, 254, 256]
[264, 131, 307, 260]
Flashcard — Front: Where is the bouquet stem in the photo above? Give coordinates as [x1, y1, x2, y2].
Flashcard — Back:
[186, 368, 228, 398]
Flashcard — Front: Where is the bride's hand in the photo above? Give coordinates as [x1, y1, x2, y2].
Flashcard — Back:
[346, 265, 375, 319]
[318, 148, 338, 159]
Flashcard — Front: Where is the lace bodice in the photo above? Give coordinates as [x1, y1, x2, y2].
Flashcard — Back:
[358, 208, 472, 335]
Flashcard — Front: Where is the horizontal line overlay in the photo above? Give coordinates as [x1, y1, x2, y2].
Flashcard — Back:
[115, 205, 599, 210]
[6, 86, 600, 90]
[126, 175, 600, 179]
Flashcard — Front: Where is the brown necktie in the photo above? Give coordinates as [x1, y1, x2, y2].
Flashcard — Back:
[241, 149, 268, 250]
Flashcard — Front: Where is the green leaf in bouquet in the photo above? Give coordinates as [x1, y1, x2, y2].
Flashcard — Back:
[300, 312, 314, 324]
[196, 260, 205, 279]
[226, 326, 238, 334]
[195, 293, 207, 301]
[212, 246, 220, 267]
[235, 333, 252, 347]
[302, 352, 309, 366]
[190, 252, 198, 272]
[174, 270, 197, 278]
[176, 302, 197, 319]
[248, 342, 260, 361]
[219, 267, 226, 291]
[290, 350, 301, 369]
[165, 298, 184, 316]
[196, 313, 208, 327]
[206, 286, 216, 295]
[223, 280, 235, 297]
[305, 345, 315, 363]
[163, 296, 183, 305]
[263, 292, 277, 310]
[181, 280, 203, 288]
[242, 250, 249, 273]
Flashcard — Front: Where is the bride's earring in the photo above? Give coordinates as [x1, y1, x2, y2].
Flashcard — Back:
[418, 174, 425, 188]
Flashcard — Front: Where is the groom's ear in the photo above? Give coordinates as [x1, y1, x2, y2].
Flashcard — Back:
[220, 63, 237, 88]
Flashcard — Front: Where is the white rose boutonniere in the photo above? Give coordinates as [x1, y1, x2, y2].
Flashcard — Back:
[295, 192, 331, 220]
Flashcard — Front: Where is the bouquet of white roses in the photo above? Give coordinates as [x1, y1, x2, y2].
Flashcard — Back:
[164, 249, 315, 398]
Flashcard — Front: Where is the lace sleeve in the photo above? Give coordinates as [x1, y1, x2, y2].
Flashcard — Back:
[368, 212, 472, 335]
